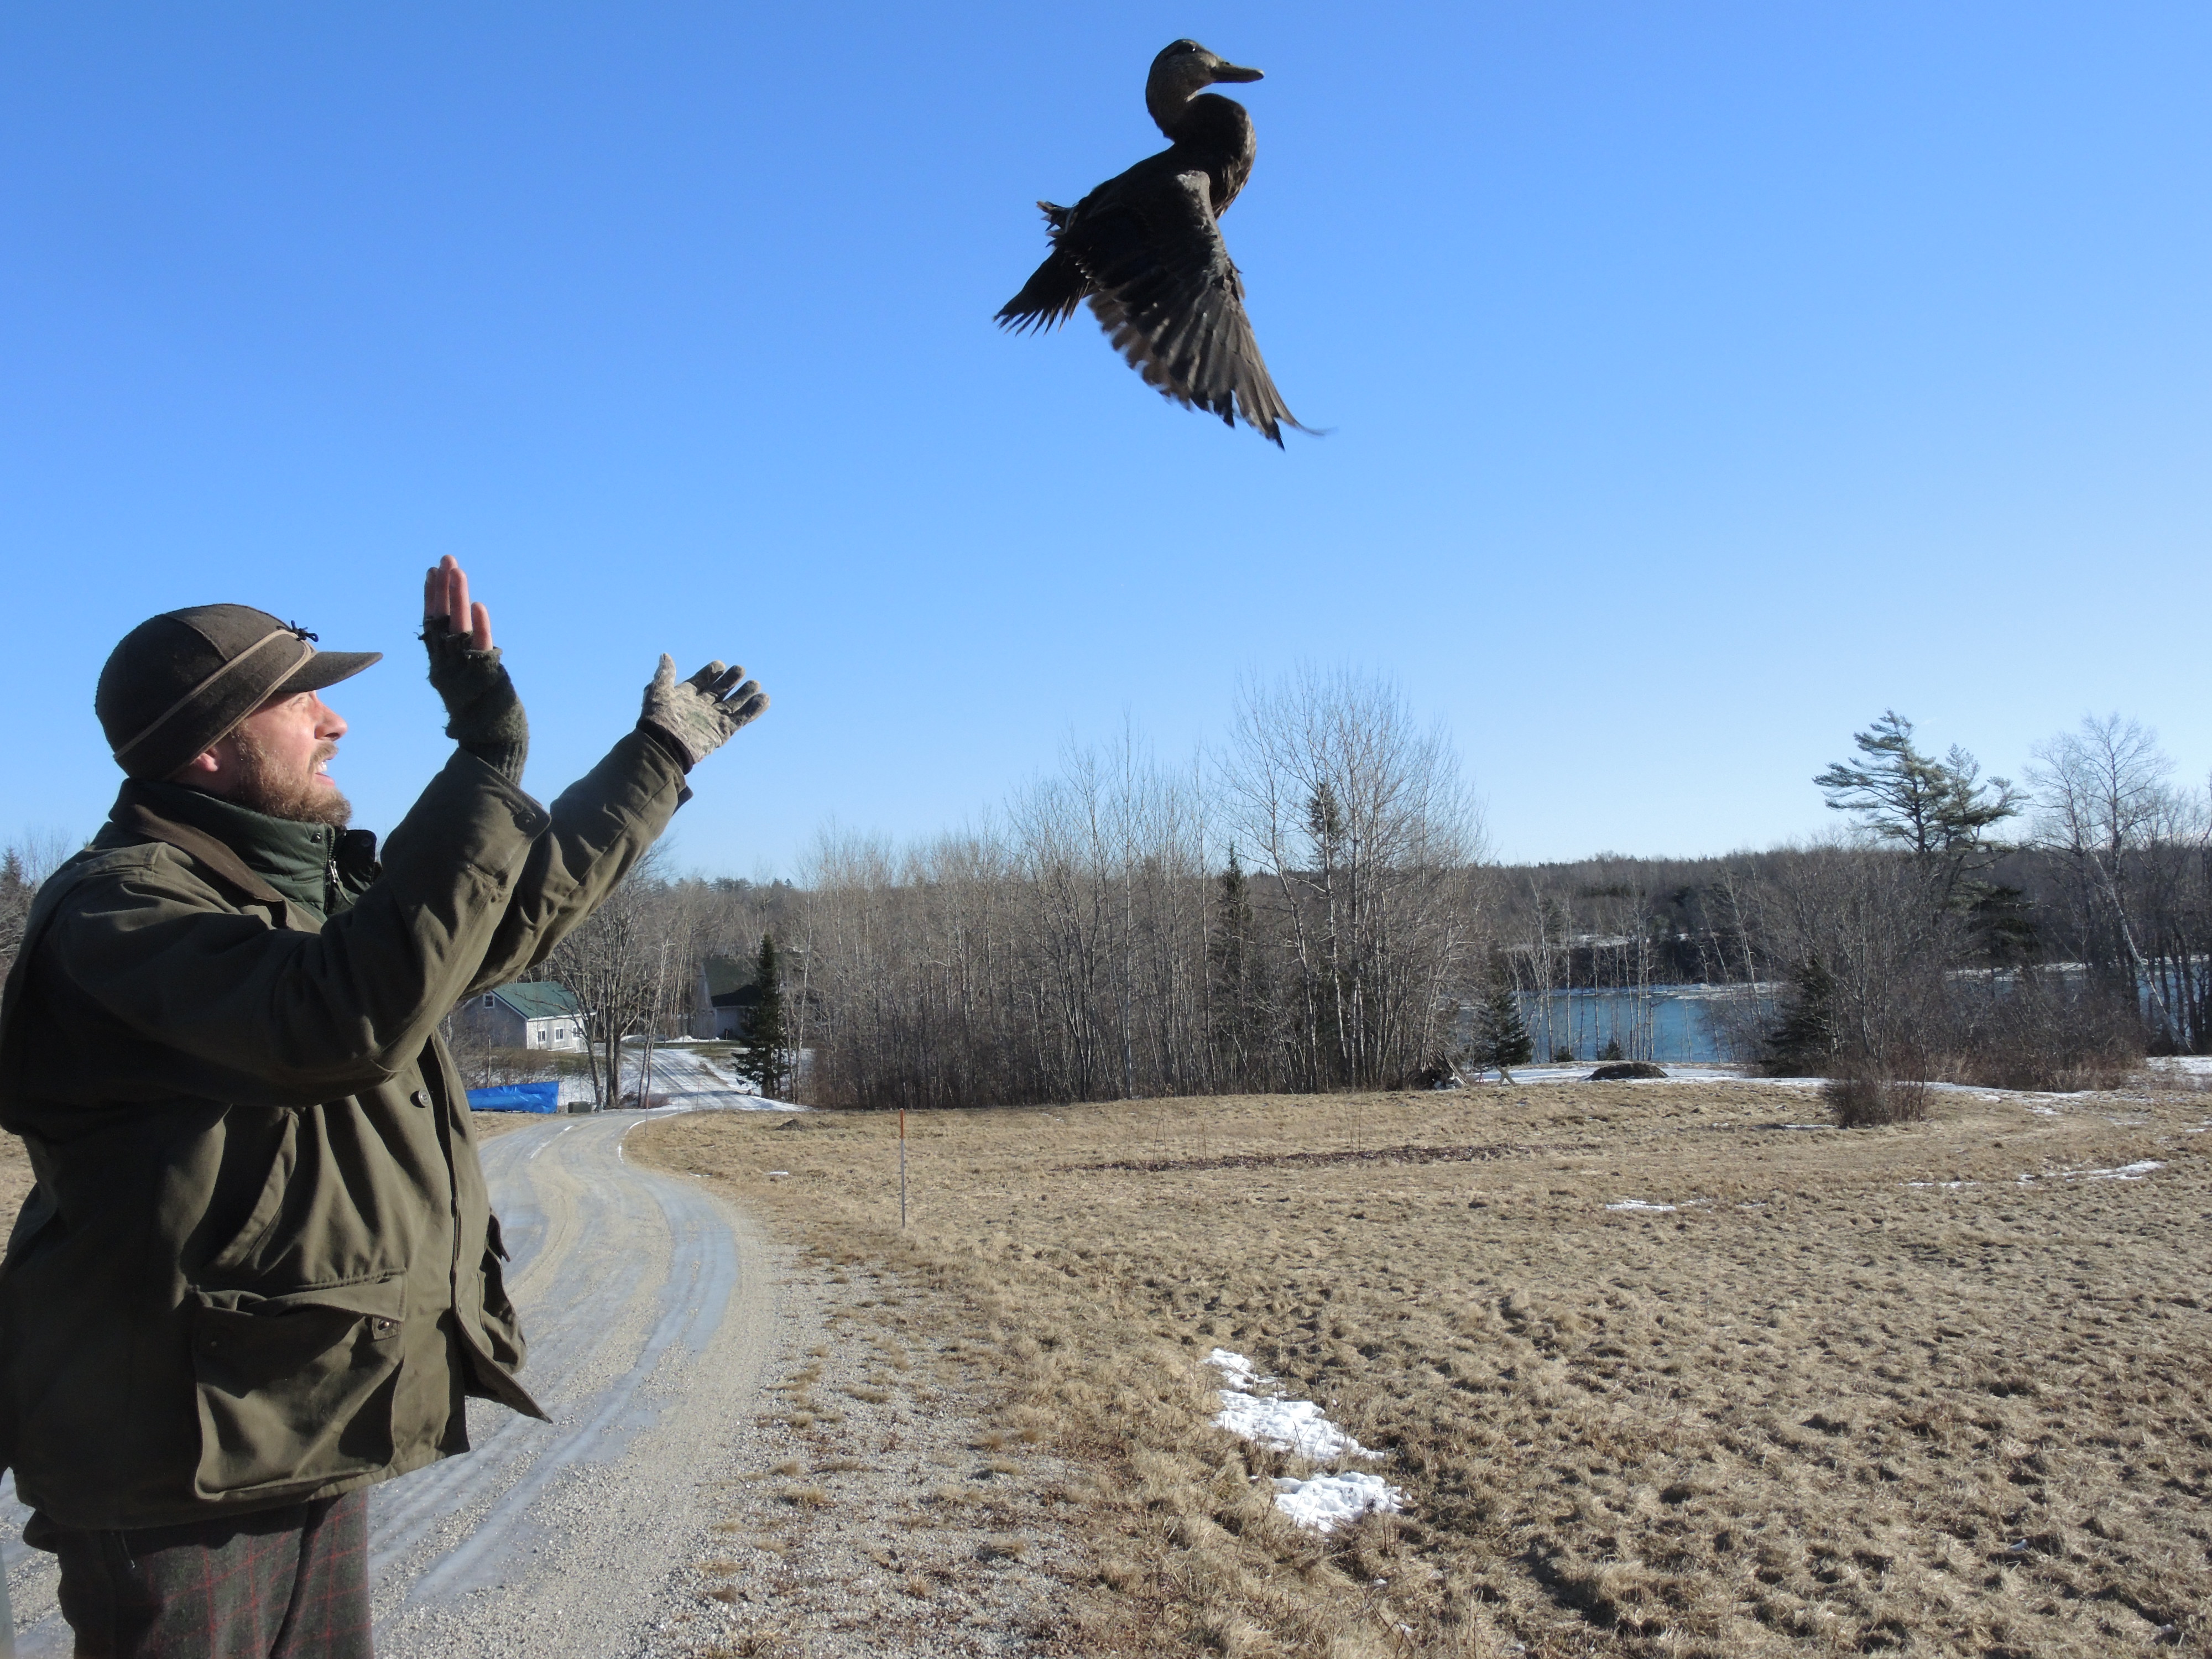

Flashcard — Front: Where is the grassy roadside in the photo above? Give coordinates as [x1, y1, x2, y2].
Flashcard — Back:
[634, 1081, 2212, 1658]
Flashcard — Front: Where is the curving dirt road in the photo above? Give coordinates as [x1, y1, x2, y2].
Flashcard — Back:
[3, 1108, 779, 1657]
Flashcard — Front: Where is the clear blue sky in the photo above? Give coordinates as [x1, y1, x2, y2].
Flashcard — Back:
[4, 3, 2206, 871]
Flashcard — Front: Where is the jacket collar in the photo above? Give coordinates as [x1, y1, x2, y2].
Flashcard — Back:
[113, 779, 339, 919]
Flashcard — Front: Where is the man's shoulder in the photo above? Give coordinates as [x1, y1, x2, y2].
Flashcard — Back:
[36, 839, 243, 928]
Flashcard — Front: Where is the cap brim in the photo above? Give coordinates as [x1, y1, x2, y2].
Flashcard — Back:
[274, 650, 383, 697]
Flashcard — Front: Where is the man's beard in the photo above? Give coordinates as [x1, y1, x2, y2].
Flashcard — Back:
[229, 728, 352, 827]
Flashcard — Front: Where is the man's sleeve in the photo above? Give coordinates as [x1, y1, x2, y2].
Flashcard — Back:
[457, 728, 690, 995]
[48, 751, 552, 1103]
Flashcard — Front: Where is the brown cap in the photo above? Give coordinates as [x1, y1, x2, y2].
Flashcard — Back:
[97, 605, 382, 780]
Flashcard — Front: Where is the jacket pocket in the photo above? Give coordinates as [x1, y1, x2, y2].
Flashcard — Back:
[457, 1245, 547, 1422]
[189, 1274, 405, 1500]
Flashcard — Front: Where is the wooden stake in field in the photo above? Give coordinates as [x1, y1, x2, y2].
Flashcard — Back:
[899, 1106, 907, 1229]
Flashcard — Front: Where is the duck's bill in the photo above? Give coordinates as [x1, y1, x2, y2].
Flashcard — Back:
[1210, 62, 1264, 83]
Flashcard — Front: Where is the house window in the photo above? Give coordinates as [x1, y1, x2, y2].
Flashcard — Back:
[483, 994, 497, 1008]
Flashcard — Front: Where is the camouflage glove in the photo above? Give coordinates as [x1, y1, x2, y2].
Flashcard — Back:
[637, 654, 768, 772]
[421, 621, 529, 783]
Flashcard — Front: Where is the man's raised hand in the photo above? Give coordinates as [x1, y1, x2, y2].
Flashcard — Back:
[419, 555, 526, 781]
[637, 655, 770, 771]
[422, 555, 493, 650]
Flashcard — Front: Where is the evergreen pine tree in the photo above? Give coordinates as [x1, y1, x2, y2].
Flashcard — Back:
[735, 933, 790, 1099]
[1764, 955, 1839, 1076]
[1306, 783, 1345, 852]
[1208, 846, 1260, 1078]
[1473, 977, 1534, 1083]
[1964, 882, 2038, 966]
[1813, 711, 2020, 910]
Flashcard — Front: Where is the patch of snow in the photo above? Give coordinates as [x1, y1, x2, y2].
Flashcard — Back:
[1271, 1472, 1406, 1532]
[1906, 1181, 1974, 1190]
[1507, 1063, 1762, 1088]
[1208, 1348, 1262, 1391]
[1207, 1349, 1371, 1460]
[550, 1045, 808, 1114]
[1206, 1350, 1401, 1532]
[2017, 1160, 2164, 1183]
[1604, 1200, 1677, 1213]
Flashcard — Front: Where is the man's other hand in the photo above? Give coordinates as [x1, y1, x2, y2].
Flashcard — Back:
[638, 656, 769, 771]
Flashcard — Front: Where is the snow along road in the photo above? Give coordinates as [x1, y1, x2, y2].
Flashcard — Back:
[2, 1106, 781, 1657]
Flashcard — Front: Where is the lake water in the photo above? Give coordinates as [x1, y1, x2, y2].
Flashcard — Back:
[1513, 985, 1765, 1064]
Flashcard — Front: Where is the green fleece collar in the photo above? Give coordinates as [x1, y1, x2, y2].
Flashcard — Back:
[128, 780, 337, 919]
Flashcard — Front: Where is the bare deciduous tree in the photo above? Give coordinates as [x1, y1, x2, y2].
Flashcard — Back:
[1224, 666, 1486, 1089]
[2029, 714, 2203, 1046]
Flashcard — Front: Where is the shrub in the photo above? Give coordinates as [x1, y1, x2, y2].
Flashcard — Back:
[1823, 1067, 1929, 1128]
[1936, 972, 2144, 1093]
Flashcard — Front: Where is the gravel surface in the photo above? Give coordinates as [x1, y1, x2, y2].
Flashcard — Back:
[644, 1250, 1093, 1658]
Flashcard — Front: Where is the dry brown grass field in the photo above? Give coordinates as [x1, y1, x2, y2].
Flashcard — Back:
[635, 1077, 2212, 1658]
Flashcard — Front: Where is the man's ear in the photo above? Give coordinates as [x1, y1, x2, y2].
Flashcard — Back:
[170, 747, 225, 782]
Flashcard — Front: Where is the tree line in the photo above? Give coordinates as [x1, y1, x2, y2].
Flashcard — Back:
[1485, 711, 2210, 1093]
[4, 697, 2206, 1108]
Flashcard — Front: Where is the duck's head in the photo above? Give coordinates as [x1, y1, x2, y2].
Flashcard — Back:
[1146, 39, 1263, 127]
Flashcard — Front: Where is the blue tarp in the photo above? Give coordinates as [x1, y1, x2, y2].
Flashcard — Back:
[466, 1081, 562, 1113]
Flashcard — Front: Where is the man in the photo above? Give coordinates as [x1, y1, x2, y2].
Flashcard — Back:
[0, 558, 767, 1657]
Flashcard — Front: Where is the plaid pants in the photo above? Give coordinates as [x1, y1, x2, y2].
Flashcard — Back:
[34, 1490, 371, 1659]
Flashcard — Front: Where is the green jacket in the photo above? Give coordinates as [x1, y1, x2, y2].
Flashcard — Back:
[0, 731, 685, 1529]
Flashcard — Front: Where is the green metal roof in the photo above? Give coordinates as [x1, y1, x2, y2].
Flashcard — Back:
[489, 982, 581, 1020]
[698, 954, 753, 998]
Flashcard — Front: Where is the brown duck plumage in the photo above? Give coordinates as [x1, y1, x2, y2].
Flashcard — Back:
[997, 39, 1308, 445]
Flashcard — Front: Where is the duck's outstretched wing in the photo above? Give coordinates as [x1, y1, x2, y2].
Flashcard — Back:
[1067, 171, 1306, 445]
[995, 203, 1093, 333]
